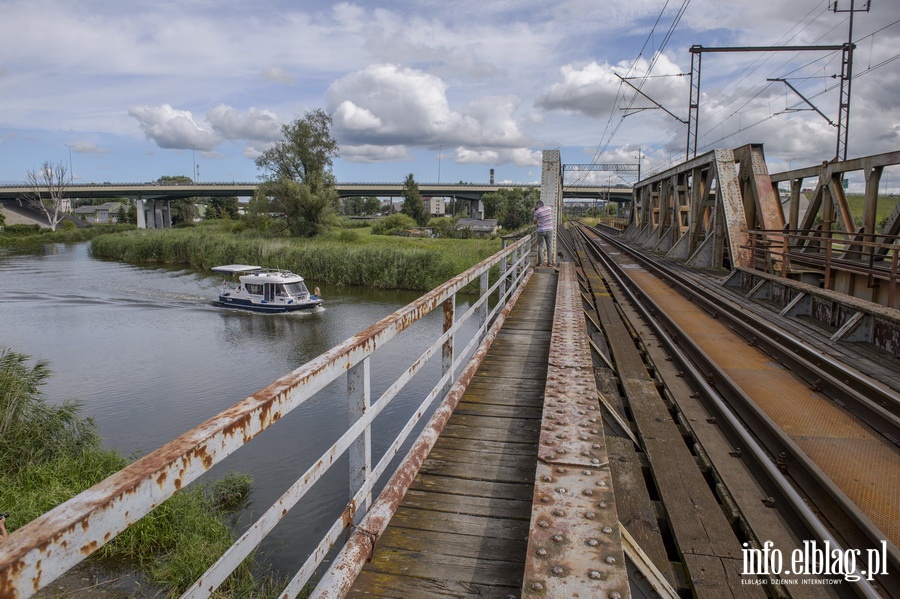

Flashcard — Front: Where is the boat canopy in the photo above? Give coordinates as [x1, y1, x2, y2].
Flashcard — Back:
[212, 265, 263, 275]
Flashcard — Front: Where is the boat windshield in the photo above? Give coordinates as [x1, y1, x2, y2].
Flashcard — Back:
[283, 281, 309, 296]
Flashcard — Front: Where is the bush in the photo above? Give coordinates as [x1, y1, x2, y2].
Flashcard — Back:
[2, 224, 43, 236]
[371, 213, 416, 236]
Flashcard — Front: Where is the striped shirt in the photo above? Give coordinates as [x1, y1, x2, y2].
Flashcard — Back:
[534, 204, 553, 231]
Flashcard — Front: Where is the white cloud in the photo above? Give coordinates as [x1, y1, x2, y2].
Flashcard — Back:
[341, 144, 411, 163]
[128, 104, 220, 151]
[327, 64, 530, 150]
[207, 105, 282, 142]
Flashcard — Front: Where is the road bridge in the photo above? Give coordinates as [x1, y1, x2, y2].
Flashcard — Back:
[1, 148, 898, 598]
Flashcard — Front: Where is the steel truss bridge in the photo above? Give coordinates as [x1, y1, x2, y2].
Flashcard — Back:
[1, 146, 898, 599]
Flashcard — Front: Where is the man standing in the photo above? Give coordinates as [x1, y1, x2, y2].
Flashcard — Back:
[533, 200, 553, 267]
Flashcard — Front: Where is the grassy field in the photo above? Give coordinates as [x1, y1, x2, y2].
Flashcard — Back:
[90, 221, 503, 291]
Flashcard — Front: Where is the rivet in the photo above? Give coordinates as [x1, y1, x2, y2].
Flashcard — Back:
[591, 458, 600, 464]
[589, 418, 597, 423]
[605, 556, 617, 564]
[589, 570, 602, 580]
[582, 470, 592, 476]
[555, 487, 568, 494]
[585, 511, 596, 519]
[592, 443, 601, 448]
[602, 526, 613, 534]
[538, 520, 550, 528]
[552, 534, 564, 543]
[556, 449, 565, 454]
[589, 405, 597, 411]
[610, 592, 622, 599]
[596, 480, 607, 486]
[587, 538, 599, 547]
[578, 410, 586, 415]
[599, 501, 608, 508]
[531, 582, 544, 591]
[590, 430, 599, 435]
[537, 548, 548, 556]
[556, 433, 566, 439]
[542, 475, 553, 482]
[583, 489, 594, 496]
[540, 496, 550, 503]
[554, 509, 565, 517]
[555, 467, 566, 472]
[551, 566, 565, 576]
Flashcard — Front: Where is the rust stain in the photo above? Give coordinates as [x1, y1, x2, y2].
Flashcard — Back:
[79, 540, 98, 555]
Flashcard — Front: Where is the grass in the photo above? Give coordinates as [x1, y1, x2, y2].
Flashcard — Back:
[90, 221, 502, 291]
[0, 223, 136, 246]
[0, 348, 287, 598]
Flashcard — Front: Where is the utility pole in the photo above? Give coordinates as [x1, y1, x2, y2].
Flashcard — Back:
[688, 44, 847, 160]
[832, 0, 871, 161]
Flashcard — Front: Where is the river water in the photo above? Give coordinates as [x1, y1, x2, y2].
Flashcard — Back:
[0, 241, 474, 580]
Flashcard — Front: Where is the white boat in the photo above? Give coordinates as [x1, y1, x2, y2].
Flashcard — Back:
[212, 265, 323, 313]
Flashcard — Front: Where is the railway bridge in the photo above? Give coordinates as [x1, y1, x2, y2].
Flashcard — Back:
[0, 147, 898, 599]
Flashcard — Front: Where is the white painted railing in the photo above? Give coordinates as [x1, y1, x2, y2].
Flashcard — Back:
[0, 235, 533, 599]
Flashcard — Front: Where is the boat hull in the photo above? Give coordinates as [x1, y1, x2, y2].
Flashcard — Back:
[215, 296, 323, 313]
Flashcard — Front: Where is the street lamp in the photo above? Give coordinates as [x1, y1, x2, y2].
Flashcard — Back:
[64, 144, 74, 183]
[191, 145, 196, 183]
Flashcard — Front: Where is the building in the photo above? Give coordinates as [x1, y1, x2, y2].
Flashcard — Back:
[73, 201, 124, 223]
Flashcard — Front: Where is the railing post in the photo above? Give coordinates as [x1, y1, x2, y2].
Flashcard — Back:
[442, 296, 455, 398]
[499, 250, 508, 301]
[480, 271, 489, 330]
[348, 357, 372, 519]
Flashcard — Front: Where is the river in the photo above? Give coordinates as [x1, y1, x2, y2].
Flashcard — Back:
[0, 241, 474, 580]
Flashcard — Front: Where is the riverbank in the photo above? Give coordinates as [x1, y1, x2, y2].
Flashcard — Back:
[0, 348, 285, 598]
[90, 221, 502, 291]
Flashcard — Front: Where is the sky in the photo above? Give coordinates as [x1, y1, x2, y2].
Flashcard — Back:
[2, 0, 899, 192]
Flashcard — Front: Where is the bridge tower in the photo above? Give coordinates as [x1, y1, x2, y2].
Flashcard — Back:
[540, 150, 562, 265]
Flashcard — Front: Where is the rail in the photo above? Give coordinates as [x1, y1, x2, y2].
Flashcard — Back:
[0, 235, 533, 599]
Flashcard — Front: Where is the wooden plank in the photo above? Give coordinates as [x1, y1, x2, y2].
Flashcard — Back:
[606, 434, 679, 588]
[413, 473, 534, 501]
[388, 505, 530, 541]
[425, 445, 538, 470]
[419, 456, 536, 484]
[683, 554, 766, 599]
[434, 436, 539, 457]
[399, 488, 532, 520]
[348, 271, 558, 598]
[350, 569, 518, 599]
[359, 545, 524, 587]
[454, 399, 543, 419]
[441, 414, 541, 435]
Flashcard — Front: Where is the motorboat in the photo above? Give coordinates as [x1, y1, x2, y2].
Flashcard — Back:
[212, 264, 323, 313]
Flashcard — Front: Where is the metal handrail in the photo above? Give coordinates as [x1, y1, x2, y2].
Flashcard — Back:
[0, 234, 533, 599]
[744, 228, 899, 305]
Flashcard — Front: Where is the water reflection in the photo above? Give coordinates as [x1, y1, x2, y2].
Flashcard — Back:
[0, 242, 474, 577]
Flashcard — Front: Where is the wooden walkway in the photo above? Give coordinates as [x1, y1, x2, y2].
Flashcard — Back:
[347, 269, 558, 598]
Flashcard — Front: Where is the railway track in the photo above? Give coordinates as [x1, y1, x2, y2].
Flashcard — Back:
[562, 222, 899, 598]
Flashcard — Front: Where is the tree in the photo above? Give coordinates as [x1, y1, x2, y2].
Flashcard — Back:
[482, 187, 539, 230]
[401, 174, 427, 226]
[21, 161, 70, 231]
[363, 196, 382, 215]
[254, 109, 340, 236]
[205, 196, 240, 220]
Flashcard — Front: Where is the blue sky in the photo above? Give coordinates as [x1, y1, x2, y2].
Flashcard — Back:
[2, 0, 899, 191]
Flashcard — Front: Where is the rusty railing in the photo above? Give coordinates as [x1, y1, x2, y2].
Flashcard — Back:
[0, 235, 533, 599]
[745, 228, 899, 308]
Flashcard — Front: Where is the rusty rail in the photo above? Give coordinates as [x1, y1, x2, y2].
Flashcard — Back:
[0, 235, 533, 599]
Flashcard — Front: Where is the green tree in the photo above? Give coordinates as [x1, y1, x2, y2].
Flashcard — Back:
[482, 187, 539, 230]
[401, 173, 427, 226]
[363, 196, 382, 215]
[155, 176, 198, 225]
[254, 109, 340, 236]
[205, 196, 240, 220]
